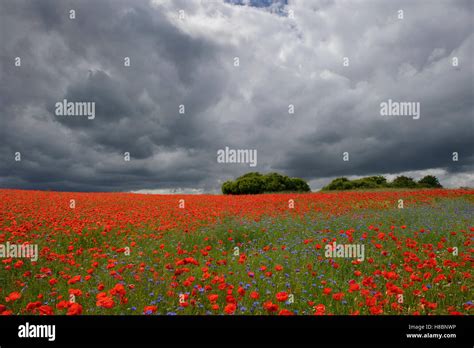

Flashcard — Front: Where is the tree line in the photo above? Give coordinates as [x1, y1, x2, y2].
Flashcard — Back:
[221, 173, 443, 194]
[321, 175, 442, 191]
[222, 172, 311, 194]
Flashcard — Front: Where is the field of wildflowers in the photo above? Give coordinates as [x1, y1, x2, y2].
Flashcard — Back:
[0, 189, 472, 315]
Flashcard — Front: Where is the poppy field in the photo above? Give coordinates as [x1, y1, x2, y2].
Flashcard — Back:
[0, 188, 472, 315]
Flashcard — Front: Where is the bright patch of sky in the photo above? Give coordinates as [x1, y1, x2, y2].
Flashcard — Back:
[225, 0, 288, 15]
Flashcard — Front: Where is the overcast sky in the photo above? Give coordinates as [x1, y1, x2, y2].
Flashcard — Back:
[1, 0, 473, 193]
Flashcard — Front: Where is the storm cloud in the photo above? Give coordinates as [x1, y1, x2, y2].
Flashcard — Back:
[0, 0, 473, 192]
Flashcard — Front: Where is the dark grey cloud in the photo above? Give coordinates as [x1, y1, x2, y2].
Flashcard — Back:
[0, 0, 473, 192]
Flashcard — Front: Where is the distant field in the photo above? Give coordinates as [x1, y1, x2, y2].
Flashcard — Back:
[0, 189, 472, 315]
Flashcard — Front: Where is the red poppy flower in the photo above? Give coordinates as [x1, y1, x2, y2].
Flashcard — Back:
[67, 303, 83, 315]
[37, 305, 54, 315]
[14, 260, 24, 268]
[110, 283, 126, 297]
[250, 291, 259, 299]
[56, 301, 70, 310]
[224, 303, 236, 314]
[349, 283, 360, 292]
[6, 292, 21, 302]
[208, 294, 218, 302]
[369, 306, 383, 315]
[314, 304, 326, 315]
[26, 301, 42, 312]
[278, 309, 294, 316]
[263, 301, 279, 313]
[276, 292, 289, 302]
[96, 293, 115, 309]
[69, 289, 82, 297]
[143, 305, 158, 314]
[67, 275, 81, 285]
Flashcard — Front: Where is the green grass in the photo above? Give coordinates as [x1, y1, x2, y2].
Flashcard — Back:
[1, 197, 472, 315]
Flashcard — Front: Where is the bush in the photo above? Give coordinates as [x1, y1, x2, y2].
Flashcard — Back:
[290, 178, 311, 192]
[322, 177, 351, 191]
[222, 172, 311, 195]
[322, 175, 443, 191]
[351, 178, 378, 189]
[222, 180, 236, 195]
[236, 177, 264, 194]
[418, 175, 443, 188]
[365, 176, 388, 185]
[391, 176, 418, 188]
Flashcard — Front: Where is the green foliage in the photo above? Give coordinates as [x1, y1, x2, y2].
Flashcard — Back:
[365, 176, 388, 185]
[221, 180, 235, 195]
[390, 175, 418, 188]
[321, 177, 351, 191]
[222, 172, 311, 195]
[418, 175, 443, 188]
[322, 175, 443, 191]
[291, 178, 312, 192]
